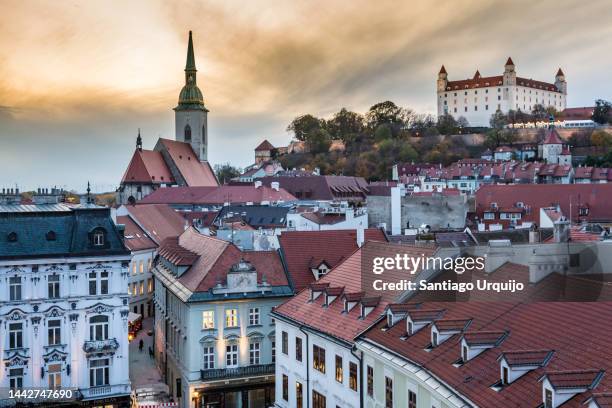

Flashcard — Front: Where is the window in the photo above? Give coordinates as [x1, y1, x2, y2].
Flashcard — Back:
[139, 260, 144, 274]
[89, 315, 109, 341]
[282, 331, 288, 355]
[100, 271, 109, 295]
[462, 345, 468, 362]
[9, 368, 23, 389]
[202, 125, 206, 144]
[226, 344, 238, 367]
[184, 125, 192, 142]
[202, 311, 215, 329]
[89, 358, 110, 387]
[9, 276, 22, 301]
[148, 278, 153, 293]
[313, 345, 326, 373]
[335, 355, 343, 383]
[545, 388, 553, 408]
[296, 381, 303, 408]
[225, 309, 238, 327]
[89, 272, 97, 295]
[367, 365, 374, 396]
[48, 274, 60, 298]
[295, 337, 303, 362]
[313, 390, 326, 408]
[249, 341, 260, 365]
[271, 340, 276, 363]
[203, 345, 215, 369]
[9, 323, 23, 349]
[249, 307, 260, 325]
[139, 281, 144, 295]
[349, 362, 358, 391]
[385, 376, 393, 408]
[407, 321, 413, 335]
[48, 320, 61, 345]
[48, 363, 62, 389]
[282, 374, 288, 401]
[502, 366, 509, 385]
[93, 230, 105, 246]
[132, 262, 137, 275]
[432, 331, 438, 347]
[408, 390, 417, 408]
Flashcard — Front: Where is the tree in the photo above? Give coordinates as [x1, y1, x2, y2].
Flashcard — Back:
[325, 108, 363, 142]
[374, 124, 393, 142]
[365, 101, 409, 134]
[590, 130, 612, 148]
[489, 110, 508, 130]
[214, 163, 241, 184]
[437, 114, 458, 135]
[287, 114, 323, 141]
[531, 104, 549, 125]
[592, 99, 612, 125]
[457, 116, 470, 129]
[306, 129, 332, 154]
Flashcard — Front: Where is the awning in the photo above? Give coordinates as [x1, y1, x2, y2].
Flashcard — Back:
[128, 312, 142, 324]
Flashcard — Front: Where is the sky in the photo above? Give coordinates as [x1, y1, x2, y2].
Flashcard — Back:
[1, 0, 611, 192]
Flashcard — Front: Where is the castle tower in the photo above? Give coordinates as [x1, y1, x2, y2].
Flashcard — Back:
[502, 57, 516, 86]
[437, 65, 448, 92]
[555, 68, 567, 94]
[174, 31, 209, 162]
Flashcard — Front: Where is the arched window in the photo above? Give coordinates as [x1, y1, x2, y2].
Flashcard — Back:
[184, 125, 192, 142]
[89, 315, 109, 341]
[202, 125, 206, 144]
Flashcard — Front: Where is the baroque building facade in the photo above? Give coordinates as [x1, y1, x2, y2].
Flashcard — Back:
[437, 58, 567, 127]
[0, 203, 131, 407]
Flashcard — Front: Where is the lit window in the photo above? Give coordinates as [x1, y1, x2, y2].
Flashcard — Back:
[225, 309, 238, 327]
[48, 363, 62, 389]
[335, 355, 343, 383]
[313, 345, 326, 373]
[349, 362, 358, 391]
[202, 311, 214, 329]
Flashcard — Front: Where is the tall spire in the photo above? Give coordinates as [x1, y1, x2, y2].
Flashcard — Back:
[136, 128, 142, 151]
[185, 30, 196, 72]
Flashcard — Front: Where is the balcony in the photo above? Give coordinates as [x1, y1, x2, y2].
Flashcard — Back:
[82, 338, 119, 355]
[200, 364, 275, 381]
[79, 384, 131, 400]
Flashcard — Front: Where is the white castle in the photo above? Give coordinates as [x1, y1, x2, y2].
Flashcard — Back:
[437, 57, 567, 127]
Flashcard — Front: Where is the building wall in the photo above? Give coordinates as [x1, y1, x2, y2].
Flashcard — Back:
[367, 195, 392, 230]
[0, 256, 131, 402]
[275, 318, 361, 408]
[117, 183, 157, 206]
[128, 249, 155, 317]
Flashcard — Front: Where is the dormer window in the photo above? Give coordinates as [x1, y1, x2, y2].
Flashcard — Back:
[46, 231, 57, 241]
[460, 330, 508, 364]
[540, 370, 604, 408]
[93, 230, 105, 246]
[7, 232, 17, 242]
[432, 332, 438, 347]
[502, 366, 509, 385]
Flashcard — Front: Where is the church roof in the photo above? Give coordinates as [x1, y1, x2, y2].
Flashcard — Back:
[185, 30, 196, 71]
[121, 149, 175, 184]
[506, 56, 514, 66]
[439, 65, 447, 74]
[556, 68, 564, 77]
[176, 31, 205, 110]
[156, 139, 218, 187]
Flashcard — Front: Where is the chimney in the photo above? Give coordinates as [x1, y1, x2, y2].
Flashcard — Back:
[553, 218, 570, 243]
[271, 181, 280, 191]
[254, 181, 262, 189]
[356, 227, 365, 248]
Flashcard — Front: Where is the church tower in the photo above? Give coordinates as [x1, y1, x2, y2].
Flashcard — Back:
[174, 31, 208, 161]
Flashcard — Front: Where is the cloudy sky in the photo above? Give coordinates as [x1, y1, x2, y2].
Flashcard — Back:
[1, 0, 611, 192]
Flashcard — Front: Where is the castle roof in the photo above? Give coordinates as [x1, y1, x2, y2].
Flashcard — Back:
[542, 128, 564, 145]
[255, 140, 275, 151]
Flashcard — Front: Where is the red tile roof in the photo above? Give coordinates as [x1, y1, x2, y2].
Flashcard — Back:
[462, 330, 507, 346]
[156, 139, 218, 187]
[121, 149, 175, 184]
[117, 215, 157, 251]
[475, 184, 612, 225]
[278, 229, 387, 291]
[124, 204, 186, 245]
[543, 128, 564, 145]
[434, 318, 472, 332]
[500, 349, 554, 367]
[158, 227, 287, 292]
[255, 140, 275, 151]
[274, 242, 436, 343]
[544, 369, 604, 390]
[362, 301, 612, 408]
[260, 175, 369, 201]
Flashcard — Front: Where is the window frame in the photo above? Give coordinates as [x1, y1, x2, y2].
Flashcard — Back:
[48, 319, 62, 346]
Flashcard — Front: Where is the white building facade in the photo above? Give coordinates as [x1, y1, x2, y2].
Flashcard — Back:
[0, 204, 132, 407]
[437, 58, 567, 127]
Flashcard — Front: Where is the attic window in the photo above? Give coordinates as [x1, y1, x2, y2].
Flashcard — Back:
[92, 228, 106, 247]
[46, 231, 57, 241]
[7, 232, 17, 242]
